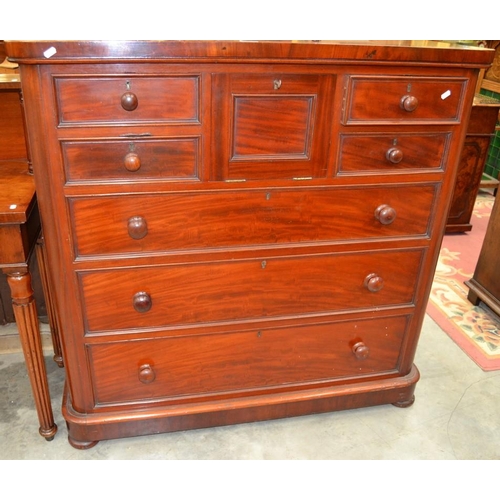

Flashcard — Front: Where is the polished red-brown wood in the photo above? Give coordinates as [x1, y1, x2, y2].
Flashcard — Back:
[446, 94, 500, 233]
[79, 249, 423, 332]
[0, 76, 28, 162]
[62, 138, 200, 182]
[88, 315, 409, 405]
[55, 75, 199, 125]
[6, 40, 493, 449]
[69, 185, 437, 256]
[343, 76, 466, 123]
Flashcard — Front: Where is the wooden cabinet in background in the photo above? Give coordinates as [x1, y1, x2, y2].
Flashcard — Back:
[0, 75, 28, 162]
[446, 94, 500, 233]
[6, 40, 493, 449]
[466, 195, 500, 315]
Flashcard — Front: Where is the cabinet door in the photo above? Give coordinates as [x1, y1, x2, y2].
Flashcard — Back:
[0, 89, 28, 161]
[211, 73, 336, 181]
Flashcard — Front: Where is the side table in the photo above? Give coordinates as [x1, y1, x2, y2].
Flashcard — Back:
[0, 161, 57, 440]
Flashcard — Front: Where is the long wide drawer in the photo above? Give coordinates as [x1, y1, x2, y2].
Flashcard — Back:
[69, 185, 437, 257]
[78, 248, 423, 332]
[87, 315, 409, 405]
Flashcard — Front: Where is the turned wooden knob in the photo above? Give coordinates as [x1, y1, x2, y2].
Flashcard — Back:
[386, 147, 403, 164]
[121, 91, 138, 111]
[128, 216, 148, 240]
[133, 291, 152, 313]
[138, 364, 156, 384]
[374, 204, 396, 225]
[352, 341, 370, 360]
[400, 94, 418, 112]
[364, 273, 384, 292]
[124, 152, 141, 172]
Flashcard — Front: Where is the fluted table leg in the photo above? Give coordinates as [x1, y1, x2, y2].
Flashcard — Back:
[6, 271, 57, 441]
[36, 235, 64, 367]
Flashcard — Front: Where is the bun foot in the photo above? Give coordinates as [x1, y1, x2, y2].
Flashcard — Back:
[68, 436, 99, 450]
[392, 395, 415, 408]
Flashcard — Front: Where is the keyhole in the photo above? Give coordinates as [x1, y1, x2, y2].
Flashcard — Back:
[273, 79, 282, 90]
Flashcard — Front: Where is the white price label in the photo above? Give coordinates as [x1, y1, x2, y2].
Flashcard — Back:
[43, 47, 57, 58]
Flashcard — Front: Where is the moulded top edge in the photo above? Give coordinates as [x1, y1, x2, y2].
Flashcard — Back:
[4, 40, 495, 67]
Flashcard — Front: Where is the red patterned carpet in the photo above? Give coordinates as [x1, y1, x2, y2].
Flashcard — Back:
[426, 192, 500, 371]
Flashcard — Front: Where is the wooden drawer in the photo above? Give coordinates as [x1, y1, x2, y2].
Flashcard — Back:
[212, 73, 335, 180]
[87, 315, 409, 405]
[54, 75, 200, 125]
[343, 76, 466, 124]
[62, 137, 200, 183]
[69, 185, 437, 257]
[79, 249, 423, 332]
[338, 132, 451, 174]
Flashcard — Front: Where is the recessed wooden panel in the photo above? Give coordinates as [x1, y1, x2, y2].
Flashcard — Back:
[88, 315, 409, 404]
[55, 76, 200, 125]
[213, 73, 336, 180]
[233, 96, 313, 158]
[338, 133, 450, 173]
[62, 138, 200, 182]
[344, 76, 466, 124]
[70, 184, 437, 257]
[79, 249, 423, 332]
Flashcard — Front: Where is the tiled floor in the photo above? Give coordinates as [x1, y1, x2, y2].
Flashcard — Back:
[1, 313, 500, 460]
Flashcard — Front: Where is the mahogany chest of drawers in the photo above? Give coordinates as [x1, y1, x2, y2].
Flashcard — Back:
[6, 40, 493, 448]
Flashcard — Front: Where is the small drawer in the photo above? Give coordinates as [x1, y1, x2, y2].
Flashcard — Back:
[55, 75, 200, 125]
[79, 248, 423, 332]
[62, 138, 200, 183]
[338, 132, 451, 174]
[87, 315, 409, 405]
[69, 185, 437, 257]
[343, 76, 467, 124]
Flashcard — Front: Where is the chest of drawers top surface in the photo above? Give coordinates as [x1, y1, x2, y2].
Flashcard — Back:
[6, 40, 493, 449]
[5, 39, 494, 64]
